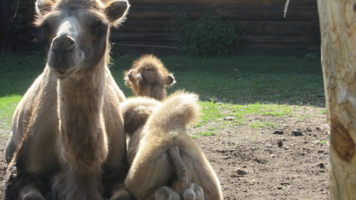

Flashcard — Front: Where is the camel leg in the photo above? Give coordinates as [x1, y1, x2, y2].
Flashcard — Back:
[52, 166, 103, 200]
[5, 132, 16, 163]
[110, 184, 133, 200]
[102, 163, 134, 200]
[125, 152, 175, 200]
[19, 184, 46, 200]
[155, 187, 180, 200]
[4, 165, 47, 200]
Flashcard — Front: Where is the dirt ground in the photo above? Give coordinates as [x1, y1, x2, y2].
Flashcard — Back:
[0, 106, 329, 200]
[192, 106, 329, 200]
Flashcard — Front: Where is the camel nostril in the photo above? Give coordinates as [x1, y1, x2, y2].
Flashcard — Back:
[52, 35, 76, 51]
[68, 39, 74, 45]
[58, 70, 64, 74]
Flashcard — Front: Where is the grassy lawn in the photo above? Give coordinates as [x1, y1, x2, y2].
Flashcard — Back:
[0, 54, 325, 138]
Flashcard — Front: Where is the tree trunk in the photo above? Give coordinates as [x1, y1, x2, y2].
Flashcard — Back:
[317, 1, 356, 199]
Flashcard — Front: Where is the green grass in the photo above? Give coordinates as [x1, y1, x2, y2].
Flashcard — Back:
[297, 114, 313, 122]
[197, 132, 216, 136]
[197, 101, 294, 127]
[0, 95, 22, 136]
[249, 121, 278, 129]
[0, 54, 325, 139]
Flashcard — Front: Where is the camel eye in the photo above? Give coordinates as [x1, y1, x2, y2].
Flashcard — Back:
[92, 21, 107, 37]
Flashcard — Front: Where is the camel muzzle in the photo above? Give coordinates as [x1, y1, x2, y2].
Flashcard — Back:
[48, 34, 83, 79]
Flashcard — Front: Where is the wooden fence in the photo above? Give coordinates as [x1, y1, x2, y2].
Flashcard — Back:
[0, 0, 320, 55]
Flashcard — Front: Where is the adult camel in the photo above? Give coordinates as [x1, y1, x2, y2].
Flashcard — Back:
[4, 0, 132, 199]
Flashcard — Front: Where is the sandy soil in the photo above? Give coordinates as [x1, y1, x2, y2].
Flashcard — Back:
[192, 106, 329, 200]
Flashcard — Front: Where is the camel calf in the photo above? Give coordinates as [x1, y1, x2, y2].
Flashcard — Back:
[121, 91, 224, 200]
[124, 54, 175, 101]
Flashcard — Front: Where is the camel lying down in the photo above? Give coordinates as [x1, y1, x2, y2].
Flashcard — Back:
[4, 0, 131, 199]
[121, 91, 224, 200]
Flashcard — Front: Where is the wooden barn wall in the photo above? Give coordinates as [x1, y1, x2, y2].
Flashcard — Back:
[1, 0, 13, 52]
[1, 0, 40, 53]
[1, 0, 320, 55]
[111, 0, 320, 55]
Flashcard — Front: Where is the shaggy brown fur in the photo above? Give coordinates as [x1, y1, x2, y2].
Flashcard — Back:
[4, 0, 132, 199]
[124, 54, 175, 101]
[121, 91, 224, 200]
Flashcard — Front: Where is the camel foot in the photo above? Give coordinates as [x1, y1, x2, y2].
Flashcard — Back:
[183, 183, 204, 200]
[22, 191, 45, 200]
[155, 186, 180, 200]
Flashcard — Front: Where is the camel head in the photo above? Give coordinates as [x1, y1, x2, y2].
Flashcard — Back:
[124, 54, 176, 100]
[35, 0, 129, 79]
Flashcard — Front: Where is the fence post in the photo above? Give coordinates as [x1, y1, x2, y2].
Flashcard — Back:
[317, 1, 356, 199]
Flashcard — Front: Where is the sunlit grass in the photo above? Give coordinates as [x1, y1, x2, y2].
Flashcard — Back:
[249, 121, 278, 129]
[0, 54, 325, 140]
[297, 114, 313, 122]
[197, 132, 216, 136]
[0, 95, 22, 137]
[197, 101, 295, 127]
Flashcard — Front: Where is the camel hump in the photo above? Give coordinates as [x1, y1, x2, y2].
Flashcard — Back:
[148, 91, 201, 132]
[121, 97, 161, 135]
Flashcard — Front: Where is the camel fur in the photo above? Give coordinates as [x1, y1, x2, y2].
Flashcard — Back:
[4, 0, 132, 199]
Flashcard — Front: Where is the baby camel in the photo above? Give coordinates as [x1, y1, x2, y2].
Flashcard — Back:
[4, 0, 132, 199]
[124, 54, 175, 101]
[121, 91, 224, 200]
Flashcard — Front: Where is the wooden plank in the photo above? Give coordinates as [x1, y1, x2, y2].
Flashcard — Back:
[115, 21, 169, 33]
[1, 0, 13, 52]
[110, 32, 176, 42]
[0, 0, 5, 51]
[110, 32, 316, 44]
[243, 35, 315, 44]
[115, 20, 314, 36]
[235, 43, 316, 56]
[110, 43, 313, 56]
[240, 21, 314, 36]
[239, 43, 308, 50]
[10, 32, 37, 44]
[111, 43, 178, 55]
[127, 6, 317, 21]
[128, 0, 316, 6]
[9, 24, 37, 34]
[112, 40, 175, 46]
[10, 12, 36, 24]
[307, 44, 320, 51]
[11, 0, 36, 11]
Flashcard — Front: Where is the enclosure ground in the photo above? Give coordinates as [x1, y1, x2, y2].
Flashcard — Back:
[192, 106, 329, 200]
[0, 106, 329, 200]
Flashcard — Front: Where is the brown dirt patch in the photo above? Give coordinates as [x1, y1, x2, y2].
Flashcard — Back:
[191, 106, 329, 200]
[0, 107, 329, 199]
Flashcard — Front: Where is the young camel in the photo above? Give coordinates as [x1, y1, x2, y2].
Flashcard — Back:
[122, 56, 223, 199]
[121, 91, 224, 200]
[4, 0, 132, 199]
[124, 54, 176, 101]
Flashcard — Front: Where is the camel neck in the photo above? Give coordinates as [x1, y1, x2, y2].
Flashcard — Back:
[56, 61, 108, 167]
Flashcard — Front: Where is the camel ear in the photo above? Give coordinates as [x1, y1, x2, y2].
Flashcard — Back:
[105, 0, 130, 27]
[136, 73, 144, 85]
[35, 0, 54, 18]
[164, 74, 176, 86]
